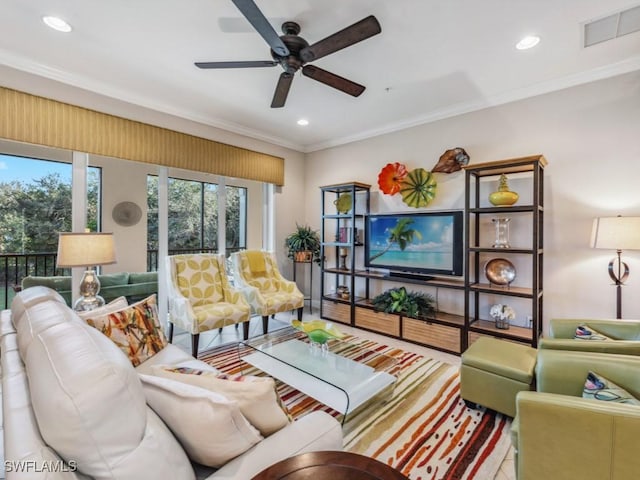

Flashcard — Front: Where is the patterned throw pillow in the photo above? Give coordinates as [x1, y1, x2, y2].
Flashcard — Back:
[84, 294, 167, 367]
[150, 365, 291, 436]
[574, 325, 612, 341]
[583, 371, 640, 405]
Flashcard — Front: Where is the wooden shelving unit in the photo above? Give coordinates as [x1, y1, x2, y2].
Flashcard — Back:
[464, 155, 546, 349]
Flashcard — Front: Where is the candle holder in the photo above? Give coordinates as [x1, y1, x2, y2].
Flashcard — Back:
[492, 217, 511, 248]
[339, 248, 348, 270]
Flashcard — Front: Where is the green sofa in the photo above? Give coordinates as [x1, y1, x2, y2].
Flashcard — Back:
[21, 272, 158, 306]
[512, 349, 640, 479]
[538, 318, 640, 355]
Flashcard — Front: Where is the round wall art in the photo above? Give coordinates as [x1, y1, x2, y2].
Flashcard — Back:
[112, 201, 142, 227]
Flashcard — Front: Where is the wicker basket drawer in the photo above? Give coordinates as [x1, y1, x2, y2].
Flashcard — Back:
[355, 307, 400, 336]
[321, 299, 351, 325]
[403, 318, 461, 353]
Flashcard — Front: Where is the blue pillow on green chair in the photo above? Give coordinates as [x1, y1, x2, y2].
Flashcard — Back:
[583, 371, 640, 405]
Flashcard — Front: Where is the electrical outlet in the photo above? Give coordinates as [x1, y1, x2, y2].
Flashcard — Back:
[526, 316, 533, 328]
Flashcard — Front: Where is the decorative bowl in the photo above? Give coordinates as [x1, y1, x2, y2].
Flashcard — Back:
[484, 258, 516, 286]
[292, 320, 345, 344]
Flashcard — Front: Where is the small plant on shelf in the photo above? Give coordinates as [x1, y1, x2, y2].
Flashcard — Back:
[371, 286, 435, 319]
[285, 223, 321, 265]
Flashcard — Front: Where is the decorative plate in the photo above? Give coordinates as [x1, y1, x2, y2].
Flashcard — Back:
[484, 258, 516, 286]
[112, 201, 142, 227]
[399, 168, 437, 207]
[334, 193, 352, 214]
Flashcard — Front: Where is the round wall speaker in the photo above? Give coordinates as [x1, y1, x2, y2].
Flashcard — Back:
[112, 201, 142, 227]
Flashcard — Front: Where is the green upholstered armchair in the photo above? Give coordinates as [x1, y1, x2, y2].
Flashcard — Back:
[538, 318, 640, 355]
[512, 349, 640, 480]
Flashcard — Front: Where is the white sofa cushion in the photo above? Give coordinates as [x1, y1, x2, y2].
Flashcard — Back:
[15, 299, 81, 362]
[150, 365, 291, 436]
[135, 343, 216, 375]
[140, 374, 263, 467]
[10, 286, 66, 325]
[76, 296, 128, 320]
[25, 319, 195, 480]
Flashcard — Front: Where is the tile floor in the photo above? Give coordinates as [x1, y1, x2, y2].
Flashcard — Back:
[170, 308, 516, 480]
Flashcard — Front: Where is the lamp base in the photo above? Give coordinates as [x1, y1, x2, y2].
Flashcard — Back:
[73, 295, 106, 312]
[73, 268, 106, 312]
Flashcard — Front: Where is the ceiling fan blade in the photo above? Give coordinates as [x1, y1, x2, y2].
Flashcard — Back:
[231, 0, 290, 57]
[195, 60, 278, 69]
[300, 15, 381, 63]
[302, 65, 365, 97]
[271, 72, 294, 108]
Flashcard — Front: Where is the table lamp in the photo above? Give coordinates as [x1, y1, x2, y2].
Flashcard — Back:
[590, 216, 640, 319]
[56, 232, 117, 312]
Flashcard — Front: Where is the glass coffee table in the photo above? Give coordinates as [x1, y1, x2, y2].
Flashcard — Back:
[240, 330, 398, 422]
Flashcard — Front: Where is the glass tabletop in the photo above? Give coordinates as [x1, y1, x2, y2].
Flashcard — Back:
[240, 328, 398, 415]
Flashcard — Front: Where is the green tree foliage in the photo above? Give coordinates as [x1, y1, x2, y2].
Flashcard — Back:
[0, 170, 100, 254]
[146, 176, 245, 252]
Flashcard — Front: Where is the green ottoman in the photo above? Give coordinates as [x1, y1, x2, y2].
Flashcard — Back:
[460, 337, 537, 417]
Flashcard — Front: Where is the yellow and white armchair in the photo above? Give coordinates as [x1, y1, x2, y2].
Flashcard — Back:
[166, 253, 251, 357]
[231, 250, 304, 334]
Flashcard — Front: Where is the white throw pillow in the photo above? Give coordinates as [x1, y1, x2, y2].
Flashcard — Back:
[139, 374, 263, 467]
[26, 321, 195, 479]
[76, 296, 128, 320]
[150, 365, 291, 436]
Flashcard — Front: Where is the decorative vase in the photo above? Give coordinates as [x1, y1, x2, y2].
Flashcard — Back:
[489, 174, 519, 206]
[493, 315, 510, 330]
[492, 218, 511, 248]
[490, 304, 513, 330]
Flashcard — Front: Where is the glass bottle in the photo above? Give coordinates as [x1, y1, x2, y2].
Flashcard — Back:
[492, 218, 511, 248]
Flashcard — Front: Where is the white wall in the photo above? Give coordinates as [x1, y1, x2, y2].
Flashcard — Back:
[305, 71, 640, 329]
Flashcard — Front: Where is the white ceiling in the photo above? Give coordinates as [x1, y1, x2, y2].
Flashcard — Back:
[1, 0, 639, 153]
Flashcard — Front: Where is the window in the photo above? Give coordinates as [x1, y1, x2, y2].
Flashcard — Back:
[0, 153, 101, 308]
[0, 154, 101, 254]
[146, 175, 247, 269]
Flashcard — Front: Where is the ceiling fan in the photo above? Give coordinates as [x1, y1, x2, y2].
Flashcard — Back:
[195, 0, 381, 108]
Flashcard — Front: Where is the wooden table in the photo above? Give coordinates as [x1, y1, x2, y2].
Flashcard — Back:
[252, 451, 409, 480]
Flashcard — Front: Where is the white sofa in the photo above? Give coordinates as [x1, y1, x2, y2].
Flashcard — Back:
[0, 287, 343, 479]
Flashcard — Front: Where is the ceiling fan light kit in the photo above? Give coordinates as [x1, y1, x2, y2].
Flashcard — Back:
[196, 0, 381, 108]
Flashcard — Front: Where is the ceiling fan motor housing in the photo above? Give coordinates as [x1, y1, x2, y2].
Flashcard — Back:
[270, 22, 308, 74]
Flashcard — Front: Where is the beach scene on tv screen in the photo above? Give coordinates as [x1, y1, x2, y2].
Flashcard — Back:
[368, 215, 454, 270]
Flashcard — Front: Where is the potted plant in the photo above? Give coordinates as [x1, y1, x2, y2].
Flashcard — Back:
[285, 224, 321, 265]
[371, 286, 435, 319]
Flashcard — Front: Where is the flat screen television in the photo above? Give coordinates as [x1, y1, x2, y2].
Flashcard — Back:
[365, 210, 463, 278]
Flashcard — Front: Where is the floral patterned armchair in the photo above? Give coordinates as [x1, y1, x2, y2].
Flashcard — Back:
[231, 250, 303, 334]
[166, 253, 251, 357]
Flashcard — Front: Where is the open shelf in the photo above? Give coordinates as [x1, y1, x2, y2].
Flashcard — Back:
[469, 319, 533, 342]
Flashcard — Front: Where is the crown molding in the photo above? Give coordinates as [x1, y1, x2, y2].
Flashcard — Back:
[302, 55, 640, 153]
[2, 49, 639, 156]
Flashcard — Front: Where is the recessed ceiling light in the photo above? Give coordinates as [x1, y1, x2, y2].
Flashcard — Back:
[42, 16, 72, 33]
[516, 35, 540, 50]
[297, 119, 309, 126]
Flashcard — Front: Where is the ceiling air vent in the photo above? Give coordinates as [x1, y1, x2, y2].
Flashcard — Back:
[584, 4, 640, 47]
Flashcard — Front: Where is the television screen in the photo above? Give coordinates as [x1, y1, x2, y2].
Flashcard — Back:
[365, 210, 463, 277]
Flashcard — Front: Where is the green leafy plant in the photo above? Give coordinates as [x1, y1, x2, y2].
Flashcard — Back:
[284, 224, 321, 265]
[371, 286, 435, 319]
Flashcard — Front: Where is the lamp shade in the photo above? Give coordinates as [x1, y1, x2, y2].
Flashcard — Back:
[590, 216, 640, 250]
[56, 232, 117, 268]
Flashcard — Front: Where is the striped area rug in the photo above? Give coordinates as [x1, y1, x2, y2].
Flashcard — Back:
[199, 328, 511, 480]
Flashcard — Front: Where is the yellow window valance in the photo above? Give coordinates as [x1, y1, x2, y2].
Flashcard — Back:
[0, 86, 284, 185]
